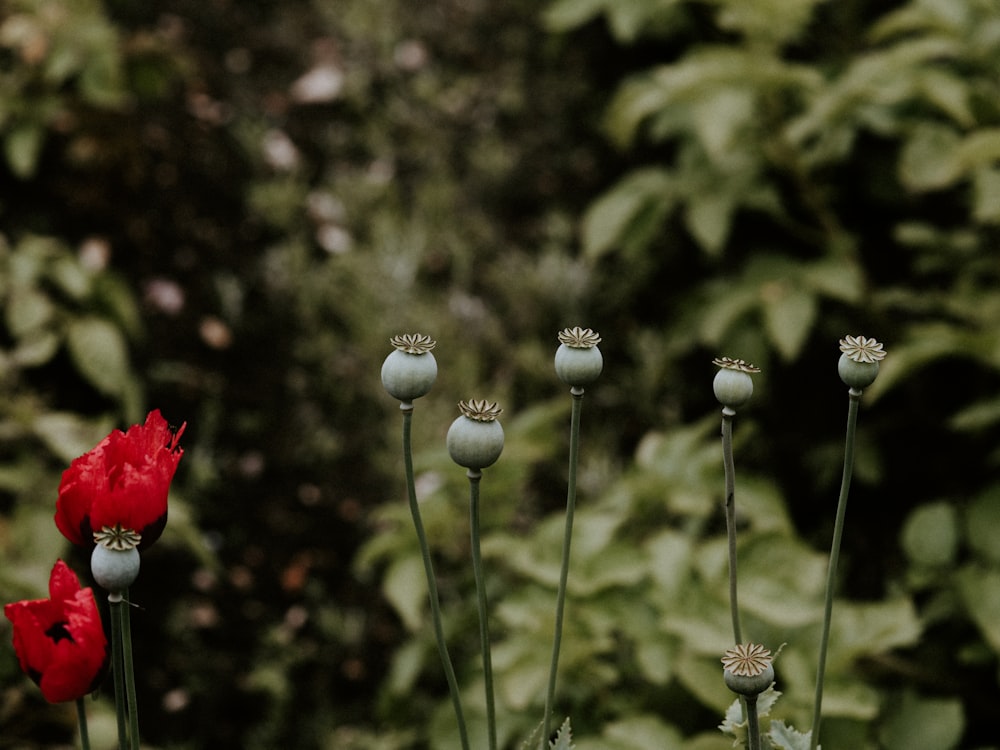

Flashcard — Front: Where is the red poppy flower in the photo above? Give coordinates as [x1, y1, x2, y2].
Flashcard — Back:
[4, 560, 108, 703]
[55, 410, 185, 550]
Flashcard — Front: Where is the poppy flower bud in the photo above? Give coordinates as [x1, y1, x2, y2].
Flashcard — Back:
[722, 643, 774, 697]
[447, 400, 504, 470]
[838, 335, 886, 390]
[554, 327, 603, 387]
[712, 357, 760, 410]
[381, 334, 438, 402]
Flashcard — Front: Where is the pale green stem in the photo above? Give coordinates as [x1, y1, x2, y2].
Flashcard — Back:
[400, 403, 470, 750]
[75, 698, 91, 750]
[810, 388, 861, 750]
[109, 594, 127, 750]
[721, 408, 743, 645]
[468, 468, 497, 750]
[120, 590, 140, 750]
[746, 695, 762, 750]
[541, 387, 584, 748]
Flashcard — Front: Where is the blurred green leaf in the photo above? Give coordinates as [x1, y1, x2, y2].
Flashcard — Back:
[965, 487, 1000, 565]
[878, 690, 963, 750]
[4, 123, 44, 178]
[761, 283, 816, 361]
[32, 411, 115, 464]
[900, 501, 958, 568]
[382, 554, 427, 631]
[581, 168, 674, 260]
[65, 315, 131, 396]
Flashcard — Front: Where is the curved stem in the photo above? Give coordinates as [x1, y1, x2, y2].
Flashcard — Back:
[721, 408, 743, 645]
[120, 591, 140, 750]
[746, 695, 762, 750]
[109, 595, 127, 750]
[541, 387, 584, 747]
[468, 469, 497, 750]
[400, 404, 471, 750]
[810, 388, 861, 750]
[75, 698, 91, 750]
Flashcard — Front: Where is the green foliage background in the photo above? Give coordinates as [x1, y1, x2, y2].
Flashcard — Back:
[2, 0, 1000, 748]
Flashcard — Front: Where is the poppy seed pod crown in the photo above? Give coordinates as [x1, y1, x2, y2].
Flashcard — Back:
[554, 327, 603, 387]
[381, 334, 438, 402]
[838, 335, 886, 389]
[447, 400, 505, 470]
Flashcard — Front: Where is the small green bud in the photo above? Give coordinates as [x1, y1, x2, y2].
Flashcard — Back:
[722, 643, 774, 697]
[712, 357, 760, 409]
[446, 400, 504, 470]
[838, 335, 885, 390]
[554, 327, 603, 387]
[381, 334, 438, 402]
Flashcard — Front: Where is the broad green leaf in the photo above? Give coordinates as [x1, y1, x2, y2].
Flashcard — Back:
[829, 598, 921, 667]
[66, 316, 132, 396]
[5, 286, 55, 336]
[714, 0, 826, 46]
[689, 88, 755, 163]
[581, 168, 674, 260]
[800, 257, 865, 303]
[543, 0, 609, 32]
[965, 487, 1000, 565]
[32, 411, 115, 464]
[381, 554, 426, 631]
[739, 533, 826, 626]
[972, 167, 1000, 224]
[900, 501, 958, 567]
[949, 394, 1000, 431]
[878, 690, 963, 750]
[760, 283, 816, 361]
[955, 128, 1000, 174]
[899, 123, 962, 191]
[577, 715, 682, 750]
[684, 191, 735, 256]
[958, 563, 1000, 653]
[4, 123, 44, 178]
[917, 69, 974, 127]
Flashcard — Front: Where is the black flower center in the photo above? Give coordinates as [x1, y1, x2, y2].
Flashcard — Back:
[45, 620, 75, 644]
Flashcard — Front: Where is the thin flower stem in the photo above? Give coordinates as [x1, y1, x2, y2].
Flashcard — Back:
[721, 408, 743, 645]
[468, 469, 497, 750]
[746, 696, 762, 750]
[400, 404, 471, 750]
[109, 595, 127, 750]
[120, 591, 140, 750]
[810, 388, 861, 750]
[541, 387, 584, 748]
[75, 698, 91, 750]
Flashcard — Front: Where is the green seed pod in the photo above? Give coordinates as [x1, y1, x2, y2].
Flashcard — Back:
[837, 335, 886, 390]
[721, 643, 774, 697]
[837, 354, 879, 389]
[381, 334, 438, 402]
[447, 400, 504, 470]
[554, 327, 603, 387]
[91, 544, 141, 593]
[712, 357, 760, 409]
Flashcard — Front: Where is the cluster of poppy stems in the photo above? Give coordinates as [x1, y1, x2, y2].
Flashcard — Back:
[4, 409, 184, 747]
[714, 334, 886, 750]
[5, 332, 883, 748]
